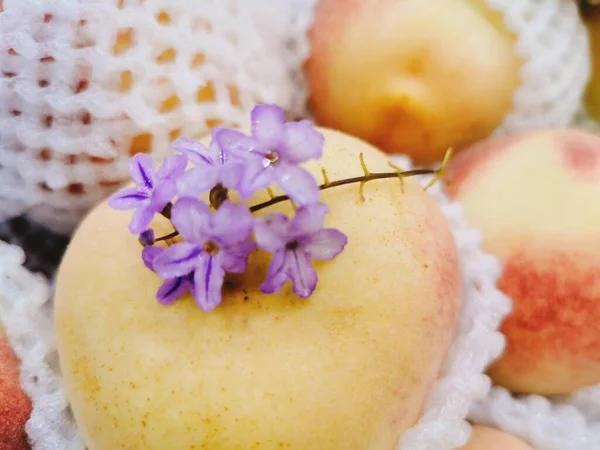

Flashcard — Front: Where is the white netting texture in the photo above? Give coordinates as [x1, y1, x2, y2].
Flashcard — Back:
[469, 387, 600, 450]
[0, 0, 317, 234]
[0, 241, 83, 450]
[0, 159, 514, 450]
[486, 0, 590, 135]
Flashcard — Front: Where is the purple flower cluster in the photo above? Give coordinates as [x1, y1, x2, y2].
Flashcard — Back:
[109, 104, 347, 312]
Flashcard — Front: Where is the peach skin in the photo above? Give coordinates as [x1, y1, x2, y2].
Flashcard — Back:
[304, 0, 522, 165]
[444, 128, 600, 395]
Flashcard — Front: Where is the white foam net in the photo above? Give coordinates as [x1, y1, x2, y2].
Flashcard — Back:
[0, 158, 516, 449]
[469, 387, 600, 450]
[486, 0, 590, 136]
[0, 0, 317, 234]
[0, 0, 592, 235]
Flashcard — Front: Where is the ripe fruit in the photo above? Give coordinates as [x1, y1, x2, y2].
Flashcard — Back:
[445, 129, 600, 395]
[458, 425, 532, 450]
[304, 0, 521, 165]
[55, 128, 461, 449]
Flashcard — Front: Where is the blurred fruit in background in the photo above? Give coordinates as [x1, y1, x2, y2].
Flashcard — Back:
[305, 0, 522, 165]
[458, 425, 532, 450]
[305, 0, 590, 165]
[0, 324, 31, 450]
[444, 128, 600, 395]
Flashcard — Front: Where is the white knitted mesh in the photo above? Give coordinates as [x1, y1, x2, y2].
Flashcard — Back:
[0, 0, 317, 234]
[469, 387, 600, 450]
[0, 0, 592, 235]
[0, 160, 516, 449]
[486, 0, 590, 135]
[0, 242, 83, 450]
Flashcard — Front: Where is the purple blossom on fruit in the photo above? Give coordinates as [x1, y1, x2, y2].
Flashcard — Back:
[152, 198, 257, 312]
[142, 246, 194, 305]
[108, 153, 188, 234]
[217, 104, 324, 205]
[172, 128, 246, 198]
[254, 203, 347, 298]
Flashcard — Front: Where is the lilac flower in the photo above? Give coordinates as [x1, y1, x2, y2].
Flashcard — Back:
[108, 153, 188, 234]
[172, 128, 246, 198]
[153, 198, 257, 312]
[142, 246, 194, 305]
[217, 104, 324, 205]
[254, 203, 347, 298]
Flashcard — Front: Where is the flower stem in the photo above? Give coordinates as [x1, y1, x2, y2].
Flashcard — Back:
[153, 148, 452, 244]
[155, 230, 179, 242]
[249, 168, 435, 213]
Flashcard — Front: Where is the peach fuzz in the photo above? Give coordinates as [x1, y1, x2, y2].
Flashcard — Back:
[444, 129, 600, 395]
[458, 425, 532, 450]
[0, 324, 32, 450]
[54, 128, 461, 449]
[304, 0, 522, 165]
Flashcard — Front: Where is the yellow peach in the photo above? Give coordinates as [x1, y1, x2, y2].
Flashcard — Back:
[54, 128, 461, 449]
[444, 129, 600, 395]
[304, 0, 522, 165]
[458, 425, 532, 450]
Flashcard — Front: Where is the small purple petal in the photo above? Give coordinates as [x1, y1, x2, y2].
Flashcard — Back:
[274, 164, 319, 206]
[217, 129, 263, 158]
[129, 204, 155, 234]
[260, 250, 288, 294]
[254, 213, 291, 252]
[251, 104, 285, 148]
[238, 159, 274, 199]
[170, 198, 211, 243]
[302, 228, 348, 261]
[177, 166, 220, 198]
[154, 242, 203, 278]
[280, 121, 324, 164]
[193, 255, 225, 312]
[107, 188, 148, 210]
[218, 240, 257, 273]
[142, 245, 163, 271]
[170, 137, 214, 166]
[210, 201, 254, 246]
[209, 128, 229, 165]
[157, 276, 190, 305]
[218, 161, 245, 191]
[128, 154, 156, 190]
[290, 203, 329, 237]
[156, 154, 188, 180]
[285, 249, 318, 298]
[150, 181, 177, 212]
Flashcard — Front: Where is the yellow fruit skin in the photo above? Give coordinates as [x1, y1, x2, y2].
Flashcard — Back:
[304, 0, 522, 165]
[445, 129, 600, 395]
[458, 426, 532, 450]
[54, 128, 461, 450]
[583, 7, 600, 121]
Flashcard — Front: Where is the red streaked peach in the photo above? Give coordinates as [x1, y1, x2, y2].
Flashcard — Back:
[445, 128, 600, 395]
[0, 325, 31, 450]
